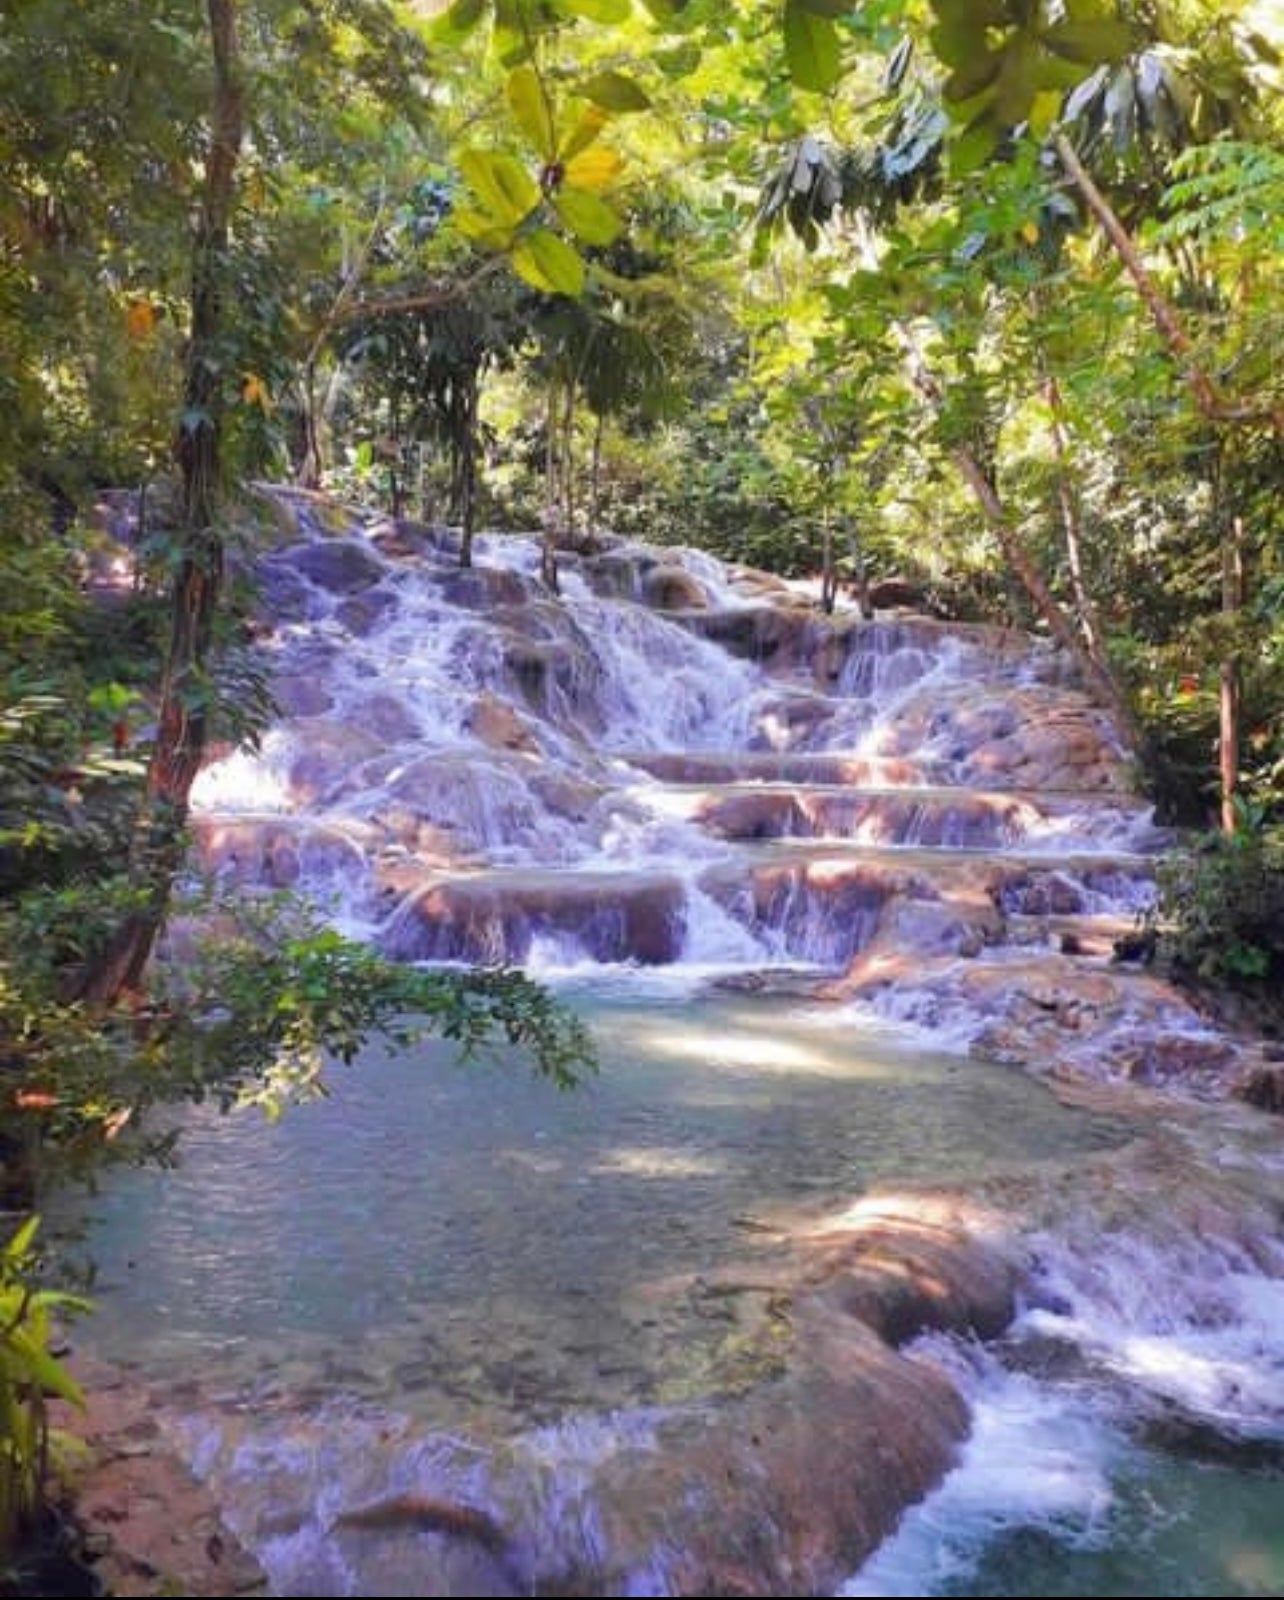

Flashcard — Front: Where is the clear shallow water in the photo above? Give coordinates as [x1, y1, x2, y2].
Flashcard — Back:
[64, 989, 1126, 1434]
[56, 989, 1284, 1599]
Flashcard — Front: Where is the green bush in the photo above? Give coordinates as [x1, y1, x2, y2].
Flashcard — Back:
[1156, 807, 1284, 985]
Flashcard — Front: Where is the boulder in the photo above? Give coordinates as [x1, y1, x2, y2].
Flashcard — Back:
[382, 871, 686, 964]
[289, 538, 387, 593]
[642, 563, 709, 611]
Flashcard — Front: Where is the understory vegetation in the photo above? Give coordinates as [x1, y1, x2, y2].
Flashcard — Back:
[1, 0, 1283, 1567]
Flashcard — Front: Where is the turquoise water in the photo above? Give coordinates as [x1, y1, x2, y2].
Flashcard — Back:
[66, 987, 1125, 1433]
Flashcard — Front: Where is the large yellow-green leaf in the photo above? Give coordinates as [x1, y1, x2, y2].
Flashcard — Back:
[453, 206, 517, 249]
[564, 145, 624, 190]
[560, 103, 610, 159]
[507, 64, 558, 159]
[555, 0, 631, 20]
[1042, 17, 1135, 65]
[581, 69, 651, 111]
[784, 0, 842, 94]
[553, 186, 624, 245]
[943, 46, 1003, 102]
[458, 148, 540, 226]
[512, 228, 587, 295]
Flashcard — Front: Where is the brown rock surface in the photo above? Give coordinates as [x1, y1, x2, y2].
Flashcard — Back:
[49, 1357, 265, 1598]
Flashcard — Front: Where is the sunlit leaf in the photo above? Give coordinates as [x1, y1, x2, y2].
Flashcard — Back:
[560, 103, 610, 159]
[458, 148, 540, 225]
[507, 64, 558, 159]
[512, 228, 586, 295]
[553, 186, 624, 244]
[555, 0, 631, 20]
[452, 207, 516, 249]
[564, 145, 624, 190]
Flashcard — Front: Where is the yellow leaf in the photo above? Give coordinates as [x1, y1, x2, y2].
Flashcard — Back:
[242, 373, 271, 409]
[125, 300, 157, 338]
[1020, 221, 1039, 244]
[560, 103, 609, 161]
[563, 146, 623, 192]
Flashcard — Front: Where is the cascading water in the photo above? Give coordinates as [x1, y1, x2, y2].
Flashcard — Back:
[67, 494, 1281, 1598]
[190, 496, 1157, 971]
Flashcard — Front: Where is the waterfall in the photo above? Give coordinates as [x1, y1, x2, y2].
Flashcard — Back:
[192, 504, 1160, 985]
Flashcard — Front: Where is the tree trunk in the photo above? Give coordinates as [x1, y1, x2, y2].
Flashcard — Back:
[1220, 514, 1244, 834]
[71, 0, 244, 1006]
[458, 373, 479, 570]
[951, 445, 1141, 751]
[589, 411, 604, 533]
[1042, 374, 1104, 662]
[820, 509, 837, 615]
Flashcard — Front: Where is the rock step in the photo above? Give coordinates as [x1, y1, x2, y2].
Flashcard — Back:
[632, 783, 1157, 852]
[619, 751, 948, 787]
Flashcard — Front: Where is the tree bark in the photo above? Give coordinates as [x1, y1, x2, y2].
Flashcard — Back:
[1220, 514, 1244, 834]
[1042, 374, 1104, 663]
[72, 0, 244, 1005]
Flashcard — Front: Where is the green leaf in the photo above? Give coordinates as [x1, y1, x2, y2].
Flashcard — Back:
[458, 148, 540, 226]
[437, 0, 488, 37]
[555, 0, 631, 20]
[992, 35, 1039, 122]
[656, 42, 702, 77]
[950, 109, 1002, 173]
[784, 0, 842, 93]
[943, 48, 1003, 102]
[507, 64, 557, 159]
[1042, 17, 1135, 65]
[553, 186, 624, 244]
[3, 1218, 38, 1263]
[512, 228, 586, 295]
[796, 0, 852, 14]
[581, 70, 651, 111]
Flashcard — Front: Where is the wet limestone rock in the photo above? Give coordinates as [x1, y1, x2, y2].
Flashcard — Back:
[50, 1358, 265, 1599]
[382, 870, 686, 964]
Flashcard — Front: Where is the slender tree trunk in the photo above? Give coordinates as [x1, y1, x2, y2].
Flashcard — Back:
[540, 382, 560, 593]
[820, 508, 836, 615]
[71, 0, 244, 1005]
[849, 526, 873, 619]
[458, 374, 478, 570]
[1042, 374, 1103, 662]
[1220, 513, 1245, 834]
[561, 379, 577, 546]
[589, 411, 604, 533]
[893, 315, 1138, 750]
[951, 445, 1141, 750]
